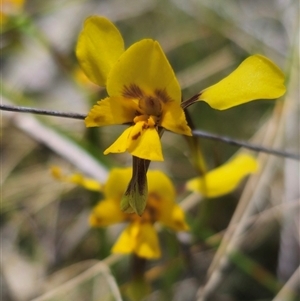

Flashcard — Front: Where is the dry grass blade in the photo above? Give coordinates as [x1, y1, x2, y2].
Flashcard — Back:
[3, 107, 108, 182]
[0, 127, 37, 185]
[196, 98, 287, 300]
[272, 265, 300, 301]
[277, 52, 300, 283]
[31, 256, 123, 301]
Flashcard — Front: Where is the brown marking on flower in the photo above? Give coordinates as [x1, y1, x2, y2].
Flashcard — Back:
[139, 95, 162, 116]
[174, 220, 185, 229]
[93, 115, 105, 123]
[146, 206, 157, 223]
[176, 123, 190, 134]
[122, 84, 145, 99]
[146, 193, 160, 221]
[155, 89, 172, 103]
[90, 215, 103, 226]
[131, 132, 141, 140]
[181, 93, 201, 109]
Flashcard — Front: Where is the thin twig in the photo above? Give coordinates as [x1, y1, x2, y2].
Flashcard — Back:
[1, 104, 299, 160]
[0, 104, 86, 120]
[192, 129, 299, 160]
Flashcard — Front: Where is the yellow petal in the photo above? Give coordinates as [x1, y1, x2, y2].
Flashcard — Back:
[85, 96, 137, 127]
[186, 153, 259, 197]
[107, 39, 181, 104]
[112, 223, 137, 254]
[159, 203, 190, 231]
[76, 16, 124, 86]
[103, 168, 132, 200]
[50, 166, 64, 180]
[89, 199, 127, 227]
[112, 222, 161, 259]
[160, 102, 192, 136]
[146, 171, 189, 231]
[128, 121, 145, 142]
[50, 166, 101, 191]
[104, 125, 164, 161]
[128, 126, 163, 161]
[135, 223, 161, 259]
[147, 170, 176, 200]
[199, 55, 286, 110]
[69, 173, 102, 191]
[104, 126, 131, 155]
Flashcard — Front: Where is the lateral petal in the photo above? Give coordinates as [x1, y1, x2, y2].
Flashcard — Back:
[50, 166, 102, 191]
[199, 55, 286, 110]
[89, 199, 127, 227]
[186, 153, 259, 197]
[160, 102, 192, 136]
[69, 173, 102, 191]
[85, 97, 137, 127]
[159, 203, 189, 232]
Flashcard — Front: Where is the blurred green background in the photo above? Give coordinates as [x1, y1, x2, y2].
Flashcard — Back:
[1, 0, 299, 300]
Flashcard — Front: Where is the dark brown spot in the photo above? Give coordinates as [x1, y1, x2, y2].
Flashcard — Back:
[131, 132, 141, 140]
[146, 206, 158, 222]
[174, 220, 184, 229]
[122, 84, 145, 99]
[95, 216, 102, 224]
[177, 124, 186, 131]
[93, 116, 105, 123]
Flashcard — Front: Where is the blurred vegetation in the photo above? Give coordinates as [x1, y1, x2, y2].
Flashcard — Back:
[1, 0, 299, 301]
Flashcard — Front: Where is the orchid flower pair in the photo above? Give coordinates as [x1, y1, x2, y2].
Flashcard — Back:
[75, 16, 285, 216]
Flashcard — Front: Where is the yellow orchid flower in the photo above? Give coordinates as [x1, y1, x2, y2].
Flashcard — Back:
[90, 168, 189, 259]
[184, 54, 285, 110]
[186, 153, 259, 197]
[76, 16, 192, 161]
[52, 166, 189, 259]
